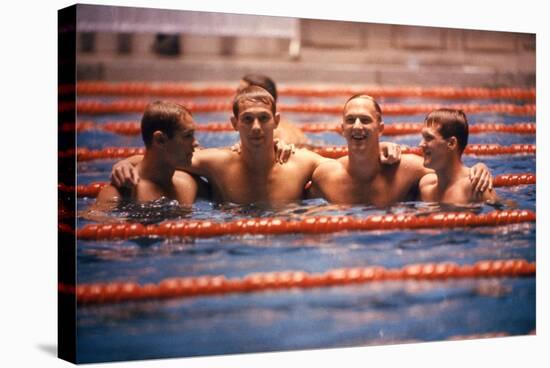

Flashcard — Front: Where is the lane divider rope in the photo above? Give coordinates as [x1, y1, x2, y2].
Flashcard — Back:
[69, 100, 536, 116]
[60, 144, 536, 162]
[60, 173, 535, 198]
[75, 210, 535, 241]
[311, 144, 536, 158]
[68, 121, 536, 136]
[58, 258, 535, 304]
[71, 82, 536, 100]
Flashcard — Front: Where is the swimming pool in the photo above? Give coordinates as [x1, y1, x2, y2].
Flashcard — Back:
[74, 89, 535, 363]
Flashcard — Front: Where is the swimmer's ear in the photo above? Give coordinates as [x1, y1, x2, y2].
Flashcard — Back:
[339, 119, 345, 135]
[274, 112, 280, 128]
[378, 120, 384, 136]
[230, 116, 238, 131]
[152, 130, 167, 146]
[447, 136, 458, 151]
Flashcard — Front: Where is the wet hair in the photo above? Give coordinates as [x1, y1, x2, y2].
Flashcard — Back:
[141, 101, 192, 147]
[343, 94, 382, 122]
[242, 73, 278, 101]
[232, 85, 276, 117]
[424, 108, 469, 154]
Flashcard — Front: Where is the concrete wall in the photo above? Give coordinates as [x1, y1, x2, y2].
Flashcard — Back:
[75, 19, 535, 87]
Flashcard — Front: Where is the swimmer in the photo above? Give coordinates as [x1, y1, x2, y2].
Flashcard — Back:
[309, 95, 493, 206]
[94, 101, 207, 210]
[111, 87, 401, 206]
[237, 73, 309, 146]
[418, 108, 498, 205]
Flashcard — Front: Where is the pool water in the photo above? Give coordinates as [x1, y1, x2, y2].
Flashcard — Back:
[75, 93, 535, 364]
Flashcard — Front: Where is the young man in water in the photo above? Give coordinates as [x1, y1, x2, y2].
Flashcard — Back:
[237, 73, 309, 146]
[111, 87, 403, 206]
[94, 101, 205, 209]
[309, 95, 492, 206]
[418, 108, 498, 204]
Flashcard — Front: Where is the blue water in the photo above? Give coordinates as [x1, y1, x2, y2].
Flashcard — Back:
[75, 94, 535, 364]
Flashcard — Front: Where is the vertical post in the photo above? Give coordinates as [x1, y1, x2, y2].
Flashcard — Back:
[58, 4, 77, 364]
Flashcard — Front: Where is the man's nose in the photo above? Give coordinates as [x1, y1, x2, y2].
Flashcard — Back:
[251, 118, 261, 130]
[352, 118, 362, 129]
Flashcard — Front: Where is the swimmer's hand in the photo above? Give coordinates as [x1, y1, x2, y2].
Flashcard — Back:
[380, 142, 402, 165]
[469, 163, 493, 193]
[274, 139, 295, 164]
[111, 158, 140, 188]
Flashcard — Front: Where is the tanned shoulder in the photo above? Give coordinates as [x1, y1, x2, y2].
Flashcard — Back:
[401, 153, 431, 177]
[189, 147, 236, 175]
[296, 148, 332, 167]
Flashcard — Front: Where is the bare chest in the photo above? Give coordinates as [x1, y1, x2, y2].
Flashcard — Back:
[324, 170, 415, 206]
[212, 162, 311, 204]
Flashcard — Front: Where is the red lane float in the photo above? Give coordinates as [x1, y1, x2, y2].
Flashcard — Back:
[312, 144, 536, 159]
[71, 100, 536, 116]
[77, 210, 535, 241]
[63, 144, 535, 162]
[59, 182, 109, 197]
[72, 121, 536, 136]
[62, 173, 535, 198]
[73, 82, 536, 101]
[63, 258, 535, 304]
[492, 173, 536, 187]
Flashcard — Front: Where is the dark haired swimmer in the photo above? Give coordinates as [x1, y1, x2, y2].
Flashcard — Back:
[418, 108, 498, 205]
[94, 101, 206, 210]
[309, 95, 493, 207]
[110, 87, 401, 207]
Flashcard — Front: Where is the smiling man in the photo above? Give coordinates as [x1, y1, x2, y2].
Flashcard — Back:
[309, 95, 493, 206]
[418, 108, 498, 205]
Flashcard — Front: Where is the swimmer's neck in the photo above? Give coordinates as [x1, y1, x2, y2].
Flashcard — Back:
[434, 156, 467, 190]
[346, 143, 382, 180]
[138, 151, 176, 187]
[239, 139, 277, 172]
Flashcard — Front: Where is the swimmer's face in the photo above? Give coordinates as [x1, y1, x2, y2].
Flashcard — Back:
[164, 114, 198, 167]
[231, 100, 280, 148]
[420, 125, 449, 170]
[341, 98, 383, 149]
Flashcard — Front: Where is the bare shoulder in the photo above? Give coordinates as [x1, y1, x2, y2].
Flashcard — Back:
[194, 147, 235, 161]
[294, 147, 333, 167]
[173, 169, 196, 180]
[419, 172, 438, 188]
[401, 153, 431, 175]
[401, 153, 424, 168]
[173, 170, 198, 186]
[192, 147, 237, 169]
[97, 184, 122, 201]
[313, 158, 345, 181]
[95, 184, 123, 209]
